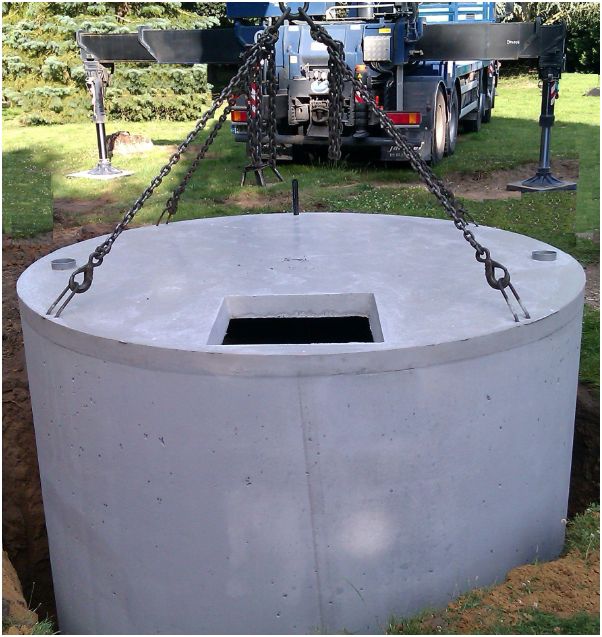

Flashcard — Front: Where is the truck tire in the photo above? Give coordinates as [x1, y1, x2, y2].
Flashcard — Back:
[483, 88, 494, 123]
[430, 87, 447, 165]
[464, 90, 483, 133]
[444, 88, 459, 156]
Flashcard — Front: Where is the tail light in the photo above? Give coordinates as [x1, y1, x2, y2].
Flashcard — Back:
[386, 111, 421, 125]
[231, 110, 247, 123]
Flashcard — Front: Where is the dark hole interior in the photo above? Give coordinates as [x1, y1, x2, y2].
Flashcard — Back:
[222, 316, 374, 345]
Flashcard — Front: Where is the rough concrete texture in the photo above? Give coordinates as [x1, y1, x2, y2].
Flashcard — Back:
[17, 213, 585, 634]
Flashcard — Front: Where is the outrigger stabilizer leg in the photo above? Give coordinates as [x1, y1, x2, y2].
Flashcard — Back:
[507, 71, 576, 193]
[69, 60, 131, 179]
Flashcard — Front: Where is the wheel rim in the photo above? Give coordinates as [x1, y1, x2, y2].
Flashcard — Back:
[435, 99, 446, 154]
[449, 99, 458, 144]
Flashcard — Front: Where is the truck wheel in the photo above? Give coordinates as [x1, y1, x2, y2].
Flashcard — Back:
[445, 89, 459, 156]
[483, 89, 494, 123]
[430, 87, 447, 165]
[464, 91, 483, 133]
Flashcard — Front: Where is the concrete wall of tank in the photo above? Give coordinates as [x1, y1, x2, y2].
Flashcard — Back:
[20, 306, 582, 634]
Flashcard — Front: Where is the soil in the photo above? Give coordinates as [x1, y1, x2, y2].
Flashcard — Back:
[569, 384, 601, 518]
[2, 551, 38, 633]
[53, 194, 117, 228]
[443, 159, 579, 201]
[420, 548, 600, 634]
[222, 187, 292, 209]
[2, 186, 598, 631]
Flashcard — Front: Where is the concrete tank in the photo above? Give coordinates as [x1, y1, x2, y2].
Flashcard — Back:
[17, 213, 584, 635]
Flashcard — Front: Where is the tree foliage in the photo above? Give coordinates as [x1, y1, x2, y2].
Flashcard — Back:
[2, 2, 225, 125]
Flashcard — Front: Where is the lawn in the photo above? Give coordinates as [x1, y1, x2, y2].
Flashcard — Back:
[2, 73, 599, 239]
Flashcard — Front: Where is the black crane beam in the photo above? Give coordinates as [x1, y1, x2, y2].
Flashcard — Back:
[417, 21, 565, 65]
[77, 26, 260, 64]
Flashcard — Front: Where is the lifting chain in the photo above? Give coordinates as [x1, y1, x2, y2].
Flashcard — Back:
[326, 38, 345, 161]
[48, 3, 529, 323]
[47, 9, 292, 318]
[246, 59, 263, 169]
[298, 6, 529, 322]
[155, 96, 238, 226]
[241, 28, 283, 186]
[264, 37, 280, 171]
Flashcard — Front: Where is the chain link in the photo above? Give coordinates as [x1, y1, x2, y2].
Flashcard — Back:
[322, 35, 345, 161]
[264, 37, 279, 168]
[157, 97, 238, 225]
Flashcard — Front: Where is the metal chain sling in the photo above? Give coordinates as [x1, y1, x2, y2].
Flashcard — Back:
[326, 38, 345, 161]
[48, 4, 529, 322]
[47, 10, 292, 318]
[241, 29, 284, 186]
[156, 96, 238, 226]
[298, 7, 528, 322]
[246, 60, 263, 168]
[263, 37, 281, 172]
[157, 30, 283, 225]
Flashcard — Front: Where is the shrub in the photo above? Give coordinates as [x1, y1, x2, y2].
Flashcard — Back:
[40, 55, 70, 82]
[2, 2, 216, 124]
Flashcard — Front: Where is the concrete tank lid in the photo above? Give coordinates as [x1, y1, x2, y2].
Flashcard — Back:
[17, 214, 584, 376]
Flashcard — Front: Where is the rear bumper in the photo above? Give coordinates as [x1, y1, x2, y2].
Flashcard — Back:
[232, 126, 428, 159]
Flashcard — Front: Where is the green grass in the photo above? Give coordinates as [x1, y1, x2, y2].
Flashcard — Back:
[31, 618, 56, 635]
[2, 617, 55, 635]
[488, 610, 600, 635]
[388, 610, 600, 635]
[564, 503, 600, 558]
[2, 146, 53, 237]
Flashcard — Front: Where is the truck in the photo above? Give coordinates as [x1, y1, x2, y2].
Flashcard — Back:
[76, 1, 572, 191]
[227, 2, 499, 164]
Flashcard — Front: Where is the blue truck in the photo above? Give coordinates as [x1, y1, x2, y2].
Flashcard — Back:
[76, 1, 571, 190]
[227, 2, 499, 164]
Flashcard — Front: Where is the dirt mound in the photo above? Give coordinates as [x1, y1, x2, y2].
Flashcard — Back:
[444, 159, 579, 201]
[2, 551, 38, 633]
[390, 544, 599, 634]
[53, 195, 116, 228]
[452, 550, 599, 633]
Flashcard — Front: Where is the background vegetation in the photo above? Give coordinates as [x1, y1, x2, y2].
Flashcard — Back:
[1, 2, 222, 124]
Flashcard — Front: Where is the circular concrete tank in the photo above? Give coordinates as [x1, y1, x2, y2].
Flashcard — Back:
[18, 213, 584, 635]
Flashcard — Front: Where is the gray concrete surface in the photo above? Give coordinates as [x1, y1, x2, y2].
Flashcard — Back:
[18, 213, 585, 634]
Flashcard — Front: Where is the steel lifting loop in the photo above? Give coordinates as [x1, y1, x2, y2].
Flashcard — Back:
[278, 2, 309, 20]
[484, 259, 511, 291]
[46, 261, 96, 318]
[69, 261, 95, 294]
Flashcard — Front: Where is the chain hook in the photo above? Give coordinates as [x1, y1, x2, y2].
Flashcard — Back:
[278, 2, 308, 20]
[46, 258, 96, 318]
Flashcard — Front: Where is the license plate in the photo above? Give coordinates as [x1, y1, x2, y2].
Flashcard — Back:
[381, 144, 405, 161]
